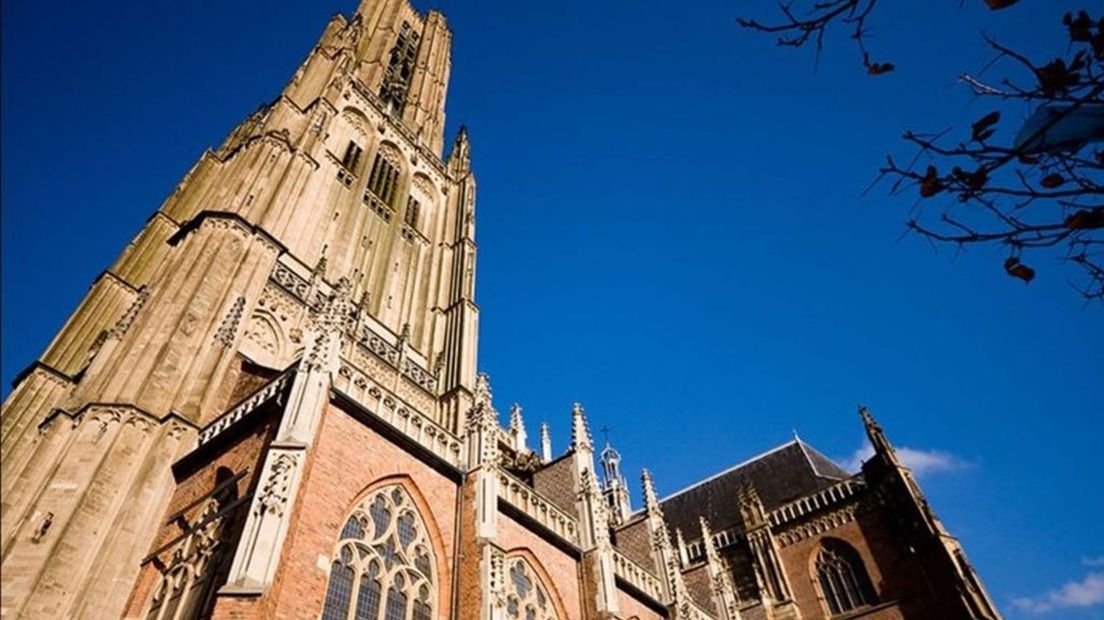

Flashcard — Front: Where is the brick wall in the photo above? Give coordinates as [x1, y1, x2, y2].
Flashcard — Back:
[531, 452, 579, 517]
[613, 517, 657, 575]
[778, 507, 914, 619]
[498, 512, 583, 620]
[210, 399, 461, 619]
[616, 587, 666, 620]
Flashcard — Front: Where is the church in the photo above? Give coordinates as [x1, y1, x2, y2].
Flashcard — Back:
[0, 1, 1003, 618]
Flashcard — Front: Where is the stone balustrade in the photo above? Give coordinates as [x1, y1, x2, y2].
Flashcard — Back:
[768, 478, 864, 528]
[496, 469, 579, 546]
[198, 371, 293, 446]
[611, 548, 665, 602]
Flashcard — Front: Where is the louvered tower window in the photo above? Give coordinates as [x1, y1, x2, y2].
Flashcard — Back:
[379, 21, 421, 115]
[365, 154, 401, 207]
[341, 141, 364, 172]
[404, 197, 421, 229]
[815, 539, 877, 616]
[320, 485, 436, 620]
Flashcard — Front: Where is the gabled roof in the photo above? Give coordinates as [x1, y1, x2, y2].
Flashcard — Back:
[657, 439, 849, 540]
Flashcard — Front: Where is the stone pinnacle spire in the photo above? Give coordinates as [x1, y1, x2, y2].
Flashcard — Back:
[509, 403, 527, 451]
[571, 402, 593, 452]
[860, 403, 897, 463]
[539, 422, 552, 462]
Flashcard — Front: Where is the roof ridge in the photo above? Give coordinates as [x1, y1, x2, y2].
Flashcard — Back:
[656, 439, 801, 504]
[796, 438, 847, 480]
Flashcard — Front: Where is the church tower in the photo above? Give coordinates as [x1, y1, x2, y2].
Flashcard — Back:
[1, 1, 477, 616]
[1, 1, 1005, 619]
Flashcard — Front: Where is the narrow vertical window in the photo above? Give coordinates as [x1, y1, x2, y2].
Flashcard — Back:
[341, 141, 363, 172]
[321, 551, 355, 620]
[365, 153, 401, 208]
[404, 197, 421, 229]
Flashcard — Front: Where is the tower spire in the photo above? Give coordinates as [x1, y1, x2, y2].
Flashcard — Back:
[448, 124, 471, 173]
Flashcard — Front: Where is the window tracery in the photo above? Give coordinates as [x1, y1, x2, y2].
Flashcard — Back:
[320, 485, 436, 620]
[814, 539, 876, 616]
[145, 499, 230, 620]
[504, 558, 557, 620]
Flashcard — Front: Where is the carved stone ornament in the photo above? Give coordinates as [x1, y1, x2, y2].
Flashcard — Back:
[110, 286, 150, 339]
[499, 449, 542, 476]
[255, 453, 298, 517]
[488, 546, 507, 608]
[214, 296, 246, 347]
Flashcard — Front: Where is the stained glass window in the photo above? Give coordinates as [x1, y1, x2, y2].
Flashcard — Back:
[815, 539, 877, 615]
[504, 558, 556, 620]
[320, 485, 436, 620]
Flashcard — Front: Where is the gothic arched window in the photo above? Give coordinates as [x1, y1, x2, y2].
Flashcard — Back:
[505, 558, 557, 620]
[320, 484, 436, 620]
[815, 539, 877, 616]
[145, 499, 231, 620]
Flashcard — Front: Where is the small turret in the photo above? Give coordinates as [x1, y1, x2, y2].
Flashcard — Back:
[508, 403, 527, 452]
[447, 125, 471, 174]
[539, 422, 552, 462]
[599, 438, 631, 524]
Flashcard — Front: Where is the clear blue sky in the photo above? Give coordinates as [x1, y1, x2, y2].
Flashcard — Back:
[2, 0, 1101, 616]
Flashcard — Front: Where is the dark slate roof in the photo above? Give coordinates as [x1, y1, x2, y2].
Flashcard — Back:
[657, 439, 849, 540]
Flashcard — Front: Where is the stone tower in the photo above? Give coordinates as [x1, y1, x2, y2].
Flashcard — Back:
[0, 1, 477, 616]
[2, 1, 1004, 619]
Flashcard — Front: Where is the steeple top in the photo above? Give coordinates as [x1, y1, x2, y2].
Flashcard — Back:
[539, 422, 552, 462]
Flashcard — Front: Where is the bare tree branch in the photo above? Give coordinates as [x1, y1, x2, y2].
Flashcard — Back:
[739, 3, 1104, 302]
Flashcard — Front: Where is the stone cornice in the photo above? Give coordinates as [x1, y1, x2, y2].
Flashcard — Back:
[167, 210, 287, 256]
[39, 402, 197, 438]
[9, 360, 76, 390]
